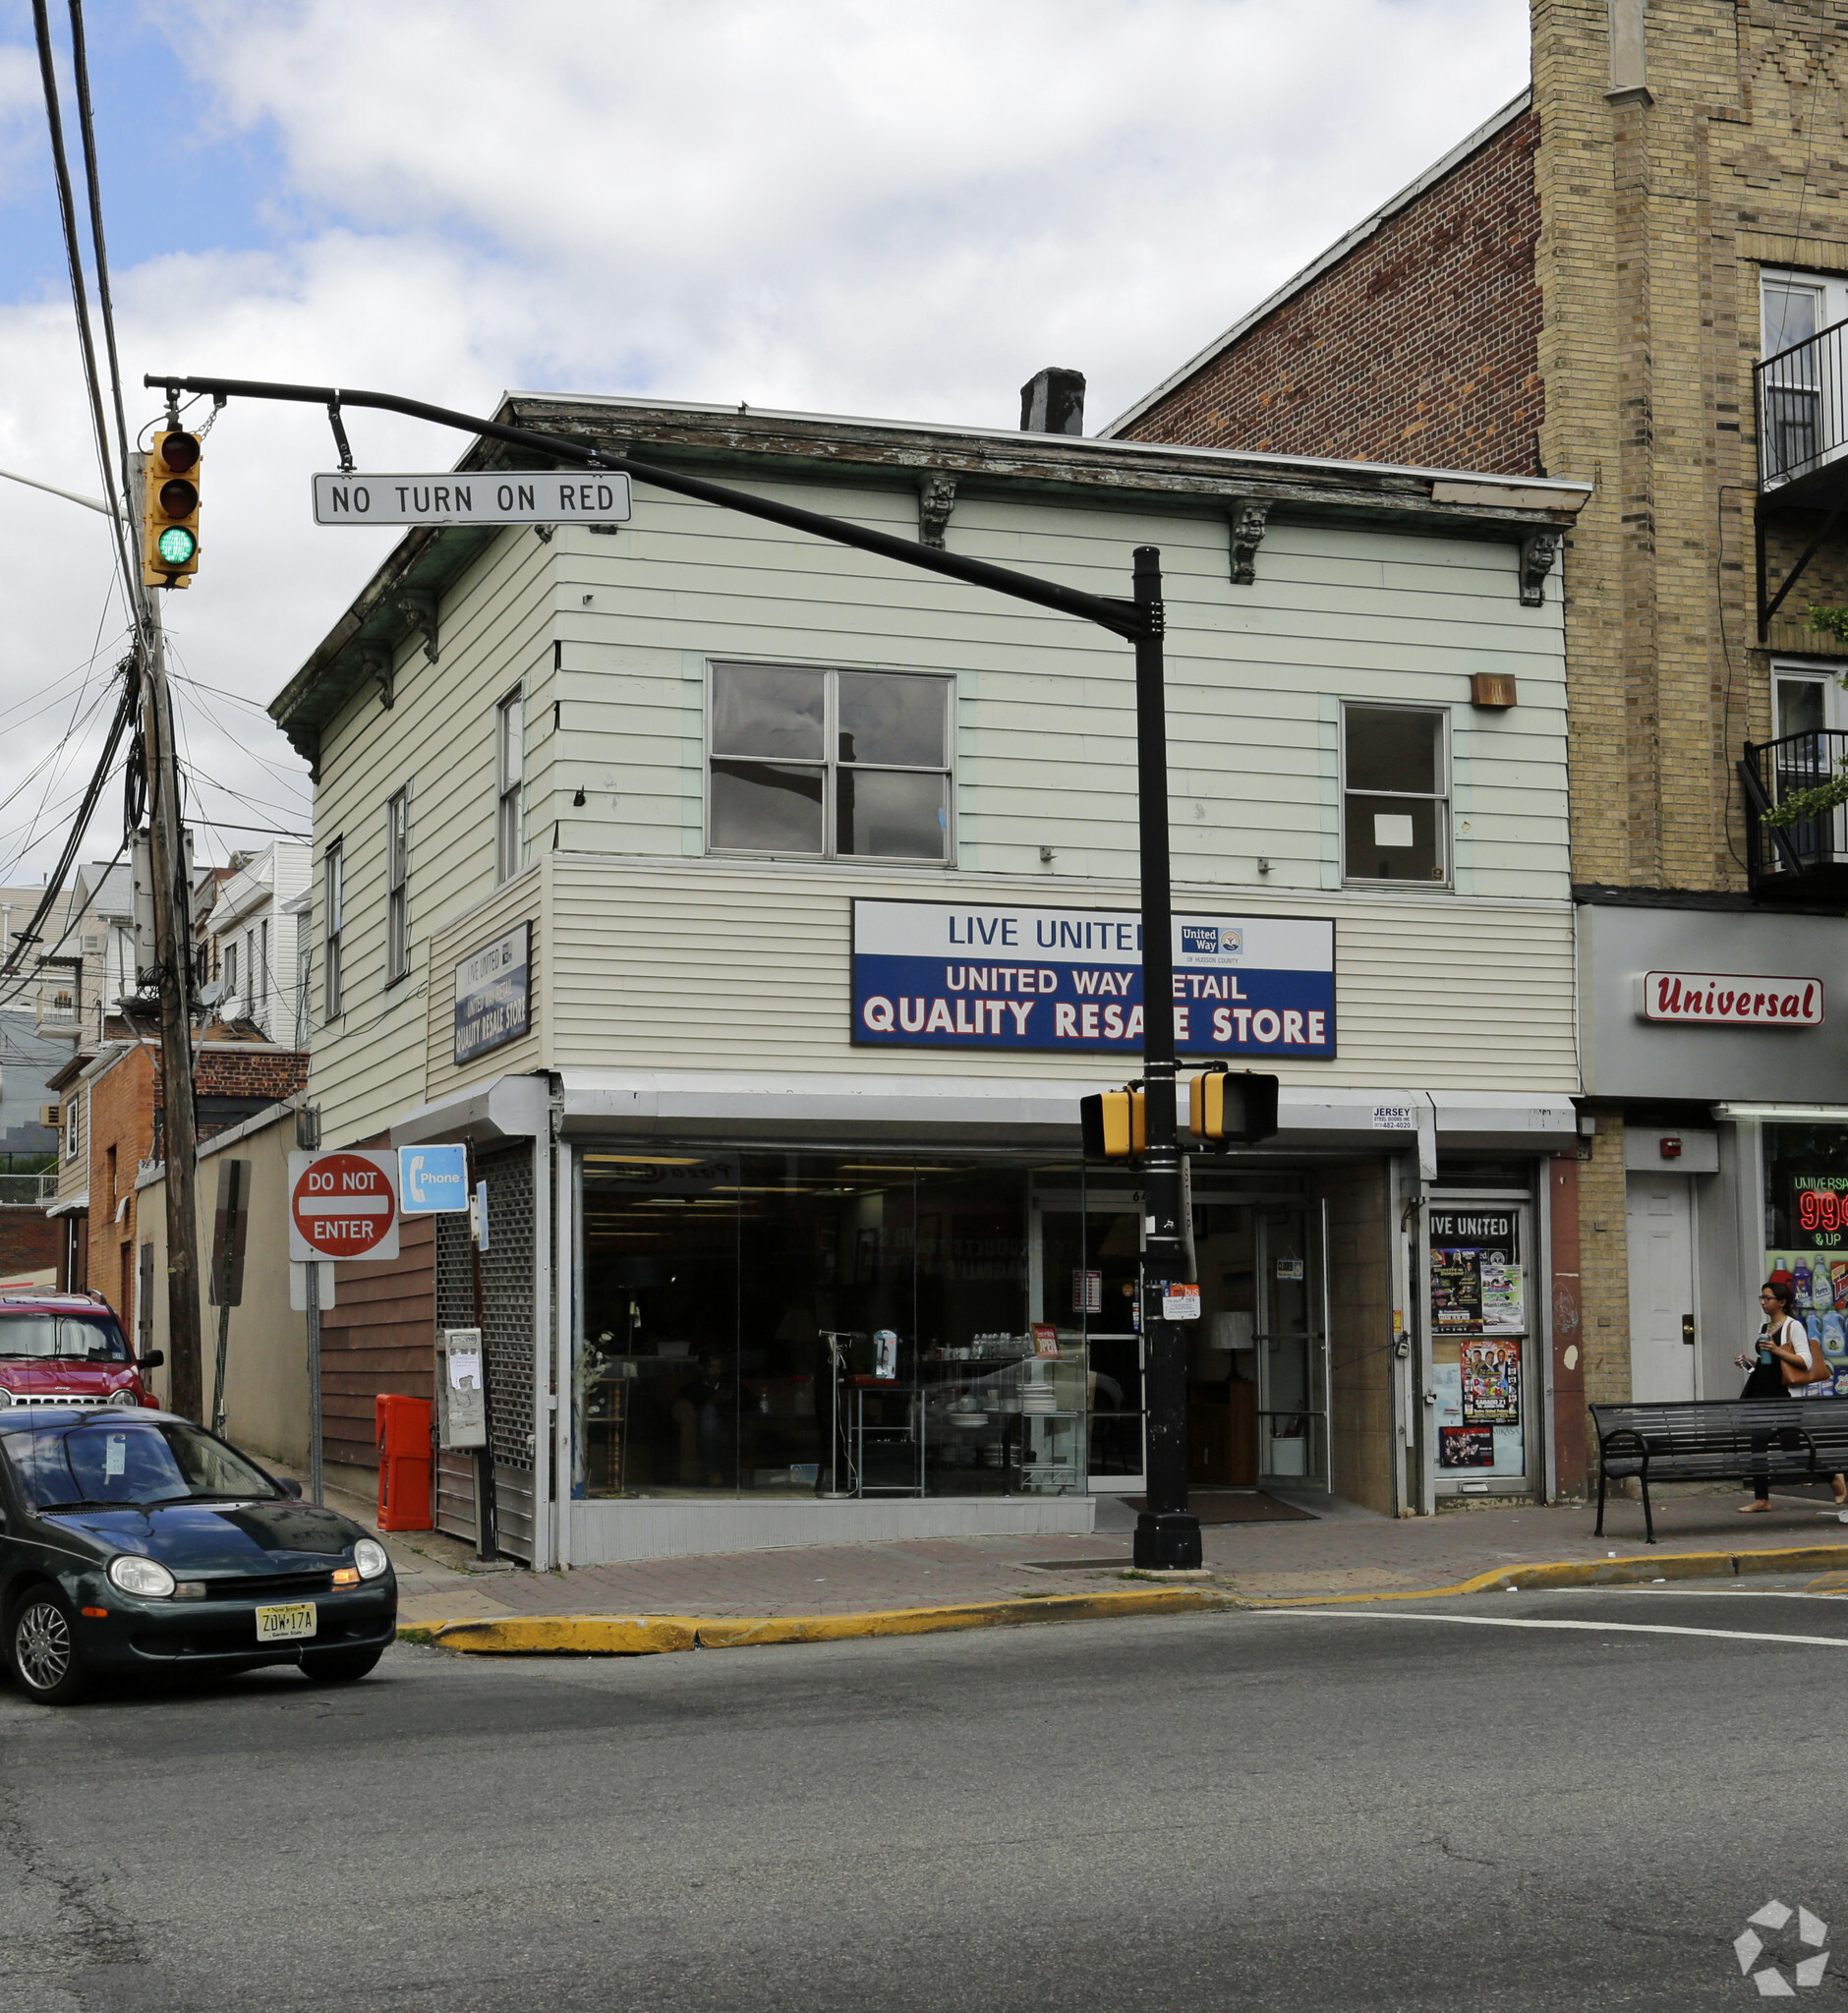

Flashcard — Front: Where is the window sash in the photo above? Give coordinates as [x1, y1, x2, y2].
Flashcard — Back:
[496, 693, 523, 883]
[1340, 704, 1451, 887]
[706, 663, 952, 861]
[323, 845, 344, 1019]
[386, 789, 410, 981]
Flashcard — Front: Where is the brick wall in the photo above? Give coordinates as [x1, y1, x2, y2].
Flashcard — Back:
[0, 1207, 60, 1280]
[85, 1045, 155, 1324]
[1121, 104, 1543, 474]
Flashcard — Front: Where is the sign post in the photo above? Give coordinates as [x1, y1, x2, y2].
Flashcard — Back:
[289, 1148, 400, 1505]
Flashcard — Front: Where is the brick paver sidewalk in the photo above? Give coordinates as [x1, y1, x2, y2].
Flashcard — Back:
[296, 1472, 1848, 1627]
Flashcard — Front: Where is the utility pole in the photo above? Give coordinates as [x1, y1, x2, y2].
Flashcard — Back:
[139, 591, 203, 1419]
[125, 437, 203, 1418]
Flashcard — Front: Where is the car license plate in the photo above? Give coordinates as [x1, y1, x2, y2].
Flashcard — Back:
[255, 1601, 317, 1643]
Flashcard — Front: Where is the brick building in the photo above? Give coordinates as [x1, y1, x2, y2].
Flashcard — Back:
[1109, 0, 1848, 1495]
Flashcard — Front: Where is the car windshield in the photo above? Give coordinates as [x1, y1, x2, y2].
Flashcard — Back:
[0, 1311, 128, 1362]
[1, 1419, 275, 1512]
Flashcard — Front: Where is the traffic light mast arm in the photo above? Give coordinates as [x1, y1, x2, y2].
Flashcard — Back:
[142, 374, 1148, 644]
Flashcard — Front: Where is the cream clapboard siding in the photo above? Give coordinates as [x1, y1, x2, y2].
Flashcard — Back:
[309, 522, 555, 1145]
[540, 480, 1567, 901]
[307, 449, 1573, 1142]
[416, 858, 1575, 1098]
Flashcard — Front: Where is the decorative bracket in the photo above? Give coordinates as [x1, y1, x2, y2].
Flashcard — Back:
[360, 644, 394, 711]
[1228, 499, 1270, 586]
[1519, 530, 1561, 607]
[917, 471, 957, 549]
[396, 589, 438, 665]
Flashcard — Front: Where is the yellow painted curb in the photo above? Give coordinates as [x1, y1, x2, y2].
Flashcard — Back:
[427, 1615, 700, 1655]
[697, 1587, 1225, 1648]
[404, 1587, 1228, 1657]
[1235, 1539, 1848, 1609]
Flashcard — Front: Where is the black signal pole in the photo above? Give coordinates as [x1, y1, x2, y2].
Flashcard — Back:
[144, 370, 1202, 1570]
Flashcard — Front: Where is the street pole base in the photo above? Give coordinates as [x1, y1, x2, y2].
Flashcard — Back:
[1133, 1511, 1203, 1571]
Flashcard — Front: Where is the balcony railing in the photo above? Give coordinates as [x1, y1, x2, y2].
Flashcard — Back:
[1759, 316, 1848, 495]
[1740, 729, 1848, 900]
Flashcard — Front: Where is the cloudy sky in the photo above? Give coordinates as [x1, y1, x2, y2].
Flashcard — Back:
[0, 0, 1528, 883]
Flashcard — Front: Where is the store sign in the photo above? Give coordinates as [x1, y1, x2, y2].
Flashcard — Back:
[851, 900, 1336, 1057]
[1638, 970, 1823, 1026]
[454, 922, 531, 1064]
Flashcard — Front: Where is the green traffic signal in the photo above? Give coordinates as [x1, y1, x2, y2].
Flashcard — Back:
[155, 525, 198, 566]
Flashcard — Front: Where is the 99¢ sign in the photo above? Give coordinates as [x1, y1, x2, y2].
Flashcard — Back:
[288, 1150, 400, 1262]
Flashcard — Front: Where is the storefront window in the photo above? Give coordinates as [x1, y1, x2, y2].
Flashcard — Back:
[1762, 1125, 1848, 1374]
[575, 1148, 1072, 1501]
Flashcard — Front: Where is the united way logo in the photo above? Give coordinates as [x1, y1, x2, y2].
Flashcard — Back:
[1735, 1900, 1828, 1994]
[1181, 925, 1241, 958]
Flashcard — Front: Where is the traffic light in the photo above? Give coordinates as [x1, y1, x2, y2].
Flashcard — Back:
[1080, 1086, 1146, 1160]
[1188, 1066, 1280, 1146]
[142, 430, 202, 589]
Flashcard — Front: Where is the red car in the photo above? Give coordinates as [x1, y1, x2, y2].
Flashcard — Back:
[0, 1292, 159, 1411]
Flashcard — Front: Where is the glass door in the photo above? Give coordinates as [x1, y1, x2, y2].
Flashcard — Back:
[1426, 1196, 1533, 1497]
[1034, 1179, 1145, 1492]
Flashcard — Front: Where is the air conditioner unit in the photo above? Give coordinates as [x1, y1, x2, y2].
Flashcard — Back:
[39, 1105, 60, 1129]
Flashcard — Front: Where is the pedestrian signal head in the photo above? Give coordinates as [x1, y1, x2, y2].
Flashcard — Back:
[1080, 1087, 1145, 1160]
[1188, 1067, 1280, 1147]
[142, 431, 202, 588]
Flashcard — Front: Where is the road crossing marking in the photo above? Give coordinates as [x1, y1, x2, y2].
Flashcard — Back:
[1259, 1611, 1848, 1647]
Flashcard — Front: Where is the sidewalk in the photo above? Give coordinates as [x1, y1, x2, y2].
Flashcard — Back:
[300, 1472, 1848, 1626]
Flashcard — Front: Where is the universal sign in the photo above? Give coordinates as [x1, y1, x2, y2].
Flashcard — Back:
[1637, 970, 1823, 1027]
[851, 899, 1336, 1057]
[312, 471, 632, 527]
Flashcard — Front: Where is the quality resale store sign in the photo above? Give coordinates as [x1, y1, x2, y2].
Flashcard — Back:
[852, 900, 1336, 1057]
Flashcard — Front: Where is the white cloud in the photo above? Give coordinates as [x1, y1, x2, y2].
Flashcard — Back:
[0, 0, 1529, 879]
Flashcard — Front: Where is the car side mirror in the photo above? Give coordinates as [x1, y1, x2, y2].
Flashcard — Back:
[139, 1350, 164, 1370]
[275, 1477, 303, 1500]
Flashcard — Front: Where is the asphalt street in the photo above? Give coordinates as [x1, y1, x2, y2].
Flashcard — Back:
[0, 1582, 1844, 2011]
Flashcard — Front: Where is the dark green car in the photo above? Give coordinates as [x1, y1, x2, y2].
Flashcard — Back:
[0, 1407, 396, 1704]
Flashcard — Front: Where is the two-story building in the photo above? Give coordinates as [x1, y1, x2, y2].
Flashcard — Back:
[272, 389, 1587, 1568]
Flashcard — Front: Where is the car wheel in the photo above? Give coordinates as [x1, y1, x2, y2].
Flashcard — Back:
[11, 1587, 88, 1705]
[300, 1644, 385, 1685]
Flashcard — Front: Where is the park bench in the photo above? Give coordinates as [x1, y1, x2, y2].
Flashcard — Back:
[1590, 1399, 1848, 1543]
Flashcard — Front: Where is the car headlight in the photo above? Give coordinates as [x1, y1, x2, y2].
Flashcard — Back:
[353, 1537, 389, 1581]
[107, 1554, 176, 1598]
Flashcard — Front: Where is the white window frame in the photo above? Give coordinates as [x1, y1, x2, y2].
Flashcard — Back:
[223, 939, 238, 1004]
[258, 918, 269, 1021]
[703, 660, 956, 865]
[1761, 268, 1848, 360]
[1339, 700, 1453, 890]
[385, 786, 411, 984]
[1772, 658, 1848, 738]
[496, 689, 524, 884]
[63, 1094, 79, 1164]
[323, 841, 344, 1020]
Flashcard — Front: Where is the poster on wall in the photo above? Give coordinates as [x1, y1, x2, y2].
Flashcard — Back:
[1763, 1248, 1848, 1369]
[1439, 1426, 1495, 1468]
[1432, 1249, 1482, 1332]
[1460, 1339, 1522, 1425]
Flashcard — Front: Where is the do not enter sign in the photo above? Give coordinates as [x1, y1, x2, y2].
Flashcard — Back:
[288, 1149, 400, 1262]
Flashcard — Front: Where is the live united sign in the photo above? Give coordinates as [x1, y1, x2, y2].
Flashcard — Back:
[1639, 969, 1824, 1027]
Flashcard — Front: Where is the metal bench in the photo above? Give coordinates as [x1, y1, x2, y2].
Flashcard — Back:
[1590, 1399, 1848, 1543]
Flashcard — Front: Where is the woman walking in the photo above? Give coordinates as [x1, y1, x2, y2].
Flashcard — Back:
[1735, 1278, 1846, 1512]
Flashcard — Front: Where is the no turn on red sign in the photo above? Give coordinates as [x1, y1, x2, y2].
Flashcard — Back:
[288, 1150, 400, 1262]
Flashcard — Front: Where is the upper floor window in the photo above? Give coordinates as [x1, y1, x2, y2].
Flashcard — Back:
[496, 689, 524, 883]
[385, 787, 411, 983]
[63, 1095, 78, 1164]
[323, 842, 344, 1019]
[1342, 704, 1449, 887]
[708, 662, 952, 862]
[258, 919, 269, 1018]
[223, 940, 238, 1003]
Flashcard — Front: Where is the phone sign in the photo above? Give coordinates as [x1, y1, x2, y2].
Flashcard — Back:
[398, 1144, 470, 1215]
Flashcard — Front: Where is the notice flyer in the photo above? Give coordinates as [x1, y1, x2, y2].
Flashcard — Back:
[1439, 1426, 1495, 1468]
[1460, 1339, 1521, 1425]
[1431, 1249, 1483, 1333]
[1479, 1258, 1525, 1336]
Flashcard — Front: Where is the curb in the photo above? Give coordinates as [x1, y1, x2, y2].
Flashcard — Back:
[400, 1586, 1231, 1656]
[1234, 1540, 1848, 1608]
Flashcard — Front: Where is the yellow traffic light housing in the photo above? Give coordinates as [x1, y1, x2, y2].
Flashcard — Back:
[1080, 1086, 1146, 1160]
[142, 430, 202, 589]
[1188, 1065, 1281, 1147]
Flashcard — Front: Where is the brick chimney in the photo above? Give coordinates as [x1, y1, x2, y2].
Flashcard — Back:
[1019, 368, 1086, 435]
